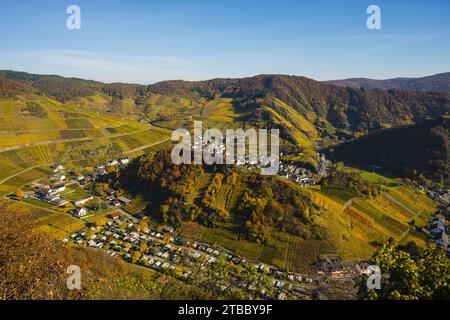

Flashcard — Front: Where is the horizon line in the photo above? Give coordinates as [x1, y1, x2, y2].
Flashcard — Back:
[0, 68, 449, 86]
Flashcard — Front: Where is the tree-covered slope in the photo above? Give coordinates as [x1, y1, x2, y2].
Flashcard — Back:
[328, 117, 450, 183]
[326, 72, 450, 93]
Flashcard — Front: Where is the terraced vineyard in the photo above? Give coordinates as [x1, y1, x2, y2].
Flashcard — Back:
[0, 71, 444, 281]
[301, 183, 437, 261]
[0, 93, 172, 196]
[0, 199, 85, 240]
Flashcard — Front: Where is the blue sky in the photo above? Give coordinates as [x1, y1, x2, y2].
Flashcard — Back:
[0, 0, 449, 84]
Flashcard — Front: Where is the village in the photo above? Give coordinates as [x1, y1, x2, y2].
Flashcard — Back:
[66, 212, 324, 299]
[6, 147, 448, 299]
[416, 184, 450, 255]
[5, 154, 342, 300]
[195, 132, 331, 186]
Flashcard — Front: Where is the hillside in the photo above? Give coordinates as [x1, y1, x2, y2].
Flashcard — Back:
[0, 199, 226, 300]
[0, 70, 443, 275]
[0, 79, 33, 99]
[328, 117, 450, 183]
[1, 70, 449, 195]
[112, 149, 320, 241]
[149, 74, 450, 135]
[105, 149, 437, 271]
[325, 72, 450, 93]
[0, 90, 171, 197]
[0, 70, 145, 102]
[3, 71, 450, 139]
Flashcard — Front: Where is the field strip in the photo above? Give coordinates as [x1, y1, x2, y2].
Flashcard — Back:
[0, 126, 166, 152]
[11, 198, 77, 219]
[0, 165, 40, 185]
[399, 211, 424, 243]
[0, 128, 93, 133]
[0, 137, 93, 152]
[382, 191, 416, 215]
[342, 197, 364, 211]
[108, 127, 154, 138]
[123, 138, 171, 155]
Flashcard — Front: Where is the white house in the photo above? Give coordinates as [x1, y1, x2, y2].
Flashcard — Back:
[50, 174, 66, 181]
[107, 159, 119, 167]
[73, 207, 87, 217]
[120, 157, 130, 165]
[74, 196, 94, 207]
[54, 185, 66, 193]
[51, 164, 64, 173]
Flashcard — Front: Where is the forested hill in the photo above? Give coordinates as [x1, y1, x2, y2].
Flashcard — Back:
[0, 70, 146, 102]
[110, 149, 321, 243]
[328, 117, 450, 183]
[149, 74, 450, 131]
[325, 72, 450, 93]
[0, 78, 32, 98]
[1, 70, 449, 136]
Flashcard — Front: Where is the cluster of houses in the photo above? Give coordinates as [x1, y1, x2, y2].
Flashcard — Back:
[419, 185, 450, 208]
[33, 165, 70, 206]
[110, 196, 132, 207]
[107, 157, 130, 167]
[416, 184, 450, 256]
[68, 212, 316, 299]
[278, 154, 331, 187]
[279, 162, 316, 187]
[192, 134, 279, 169]
[35, 184, 69, 207]
[28, 156, 133, 218]
[421, 216, 450, 253]
[34, 182, 95, 217]
[91, 157, 131, 178]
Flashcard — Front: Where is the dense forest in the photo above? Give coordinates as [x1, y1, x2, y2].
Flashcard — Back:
[0, 70, 145, 102]
[328, 117, 450, 183]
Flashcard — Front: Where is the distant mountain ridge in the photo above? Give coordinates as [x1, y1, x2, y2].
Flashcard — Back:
[0, 70, 145, 102]
[325, 72, 450, 93]
[1, 70, 449, 143]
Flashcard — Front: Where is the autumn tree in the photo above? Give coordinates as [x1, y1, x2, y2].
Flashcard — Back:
[0, 209, 80, 300]
[15, 189, 25, 198]
[359, 241, 450, 300]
